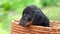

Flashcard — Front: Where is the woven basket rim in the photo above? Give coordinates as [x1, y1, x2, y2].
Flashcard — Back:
[11, 20, 60, 34]
[12, 20, 60, 29]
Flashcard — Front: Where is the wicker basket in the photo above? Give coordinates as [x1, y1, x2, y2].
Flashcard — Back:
[11, 20, 60, 34]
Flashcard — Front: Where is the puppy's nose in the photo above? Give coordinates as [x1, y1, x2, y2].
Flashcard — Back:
[19, 15, 31, 27]
[19, 18, 29, 27]
[19, 19, 27, 27]
[20, 21, 32, 27]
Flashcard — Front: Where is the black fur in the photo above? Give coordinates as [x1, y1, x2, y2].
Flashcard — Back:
[19, 5, 50, 27]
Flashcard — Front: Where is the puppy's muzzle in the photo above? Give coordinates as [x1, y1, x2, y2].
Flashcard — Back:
[19, 15, 31, 27]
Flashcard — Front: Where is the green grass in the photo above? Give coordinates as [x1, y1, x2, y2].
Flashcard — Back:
[42, 6, 60, 21]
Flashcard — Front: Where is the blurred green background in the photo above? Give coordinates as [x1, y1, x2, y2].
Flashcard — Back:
[0, 0, 60, 34]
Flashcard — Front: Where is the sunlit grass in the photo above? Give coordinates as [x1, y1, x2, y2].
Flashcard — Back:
[42, 6, 60, 21]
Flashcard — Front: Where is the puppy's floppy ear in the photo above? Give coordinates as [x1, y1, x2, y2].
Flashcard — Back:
[32, 11, 42, 25]
[32, 10, 50, 27]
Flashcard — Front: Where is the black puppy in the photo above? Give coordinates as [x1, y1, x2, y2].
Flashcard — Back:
[19, 5, 50, 27]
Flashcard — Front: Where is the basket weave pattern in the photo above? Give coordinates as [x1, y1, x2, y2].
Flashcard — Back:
[11, 20, 60, 34]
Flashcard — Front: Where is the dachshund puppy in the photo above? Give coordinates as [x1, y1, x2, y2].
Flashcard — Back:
[19, 5, 50, 27]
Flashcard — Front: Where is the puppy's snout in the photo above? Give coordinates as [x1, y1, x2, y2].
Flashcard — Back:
[20, 20, 26, 27]
[19, 15, 31, 27]
[19, 18, 28, 27]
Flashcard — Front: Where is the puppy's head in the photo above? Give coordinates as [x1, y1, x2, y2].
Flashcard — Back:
[19, 5, 37, 27]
